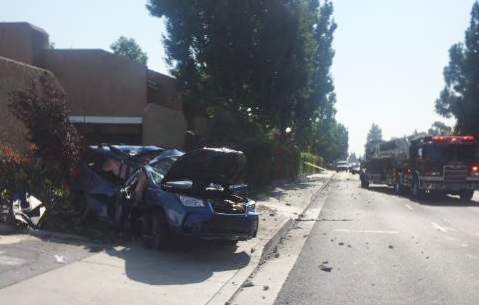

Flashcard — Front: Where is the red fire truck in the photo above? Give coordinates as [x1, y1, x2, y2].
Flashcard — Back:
[360, 135, 479, 201]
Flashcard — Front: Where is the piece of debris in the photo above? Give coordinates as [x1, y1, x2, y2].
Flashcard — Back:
[54, 255, 66, 264]
[388, 245, 394, 249]
[262, 296, 266, 300]
[347, 244, 352, 248]
[338, 242, 344, 246]
[425, 256, 430, 259]
[242, 280, 254, 288]
[286, 203, 291, 206]
[250, 248, 256, 254]
[330, 239, 334, 242]
[319, 262, 333, 272]
[263, 285, 270, 291]
[269, 213, 275, 217]
[274, 252, 280, 258]
[303, 234, 309, 238]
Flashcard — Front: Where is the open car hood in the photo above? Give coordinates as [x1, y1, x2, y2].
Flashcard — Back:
[162, 147, 246, 188]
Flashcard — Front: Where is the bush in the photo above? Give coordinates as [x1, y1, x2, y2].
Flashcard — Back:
[238, 137, 302, 189]
[300, 152, 324, 175]
[8, 75, 83, 184]
[0, 144, 66, 210]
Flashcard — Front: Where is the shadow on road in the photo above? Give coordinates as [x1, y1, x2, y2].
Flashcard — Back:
[103, 239, 251, 285]
[365, 185, 479, 207]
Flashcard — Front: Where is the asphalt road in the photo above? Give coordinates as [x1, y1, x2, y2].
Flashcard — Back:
[275, 173, 479, 305]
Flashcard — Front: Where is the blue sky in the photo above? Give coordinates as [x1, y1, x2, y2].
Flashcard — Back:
[1, 0, 475, 155]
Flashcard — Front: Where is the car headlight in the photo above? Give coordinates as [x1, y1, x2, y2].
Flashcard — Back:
[178, 195, 205, 207]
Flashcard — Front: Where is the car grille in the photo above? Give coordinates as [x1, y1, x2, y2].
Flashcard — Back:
[444, 165, 468, 182]
[211, 200, 246, 214]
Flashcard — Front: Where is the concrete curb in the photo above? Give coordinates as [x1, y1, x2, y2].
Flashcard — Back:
[206, 174, 334, 305]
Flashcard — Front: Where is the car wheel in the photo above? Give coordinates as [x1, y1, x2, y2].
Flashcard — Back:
[142, 210, 170, 250]
[460, 190, 474, 202]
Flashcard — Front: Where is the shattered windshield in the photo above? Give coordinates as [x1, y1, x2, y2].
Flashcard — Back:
[148, 157, 178, 184]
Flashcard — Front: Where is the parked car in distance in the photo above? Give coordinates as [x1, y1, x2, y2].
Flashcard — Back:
[349, 162, 361, 174]
[335, 160, 350, 172]
[74, 146, 259, 249]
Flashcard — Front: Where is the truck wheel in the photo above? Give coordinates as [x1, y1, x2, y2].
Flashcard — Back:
[460, 190, 474, 202]
[360, 179, 369, 189]
[142, 210, 170, 250]
[411, 177, 424, 200]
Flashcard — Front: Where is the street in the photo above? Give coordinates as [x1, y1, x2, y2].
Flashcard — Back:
[230, 172, 479, 305]
[273, 173, 479, 305]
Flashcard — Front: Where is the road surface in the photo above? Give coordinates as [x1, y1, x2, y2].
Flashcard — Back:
[274, 173, 479, 305]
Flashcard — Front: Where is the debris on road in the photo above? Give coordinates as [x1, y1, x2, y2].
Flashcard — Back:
[54, 255, 66, 264]
[242, 280, 254, 288]
[338, 242, 344, 246]
[263, 285, 270, 291]
[388, 245, 394, 249]
[319, 261, 333, 272]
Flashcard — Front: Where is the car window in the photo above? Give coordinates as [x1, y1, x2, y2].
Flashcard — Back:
[148, 157, 178, 184]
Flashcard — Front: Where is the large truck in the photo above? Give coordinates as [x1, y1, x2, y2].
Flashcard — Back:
[360, 135, 479, 201]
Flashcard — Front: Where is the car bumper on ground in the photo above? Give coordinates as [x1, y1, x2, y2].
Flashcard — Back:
[181, 212, 259, 241]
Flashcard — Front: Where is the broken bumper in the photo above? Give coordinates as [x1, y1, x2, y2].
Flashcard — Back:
[181, 213, 259, 241]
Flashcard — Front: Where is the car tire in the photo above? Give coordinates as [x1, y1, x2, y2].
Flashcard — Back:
[142, 210, 170, 250]
[360, 179, 369, 189]
[460, 190, 474, 202]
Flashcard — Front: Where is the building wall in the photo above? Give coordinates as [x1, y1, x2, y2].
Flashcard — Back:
[0, 23, 49, 65]
[39, 49, 147, 117]
[143, 103, 186, 149]
[147, 70, 183, 112]
[0, 56, 60, 152]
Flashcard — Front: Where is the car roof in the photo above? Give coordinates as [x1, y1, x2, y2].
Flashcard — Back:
[87, 144, 166, 161]
[149, 149, 185, 164]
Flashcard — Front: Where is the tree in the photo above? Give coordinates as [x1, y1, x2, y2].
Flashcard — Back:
[364, 123, 383, 159]
[147, 1, 317, 136]
[294, 0, 338, 149]
[348, 153, 358, 163]
[147, 0, 347, 162]
[8, 75, 82, 183]
[110, 36, 148, 65]
[436, 1, 479, 135]
[367, 123, 383, 143]
[428, 121, 452, 136]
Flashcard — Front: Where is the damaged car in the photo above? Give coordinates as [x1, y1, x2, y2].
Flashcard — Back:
[71, 145, 165, 223]
[79, 147, 259, 249]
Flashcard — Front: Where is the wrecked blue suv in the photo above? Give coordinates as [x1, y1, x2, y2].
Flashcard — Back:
[97, 147, 258, 249]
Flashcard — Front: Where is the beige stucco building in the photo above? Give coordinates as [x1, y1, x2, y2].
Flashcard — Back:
[0, 22, 186, 151]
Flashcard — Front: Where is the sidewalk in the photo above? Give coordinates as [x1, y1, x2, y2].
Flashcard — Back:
[0, 171, 333, 305]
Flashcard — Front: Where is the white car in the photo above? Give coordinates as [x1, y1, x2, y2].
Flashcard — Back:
[335, 161, 350, 172]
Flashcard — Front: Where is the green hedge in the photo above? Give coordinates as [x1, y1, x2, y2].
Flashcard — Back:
[300, 152, 324, 175]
